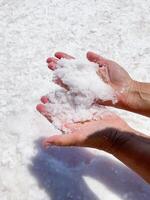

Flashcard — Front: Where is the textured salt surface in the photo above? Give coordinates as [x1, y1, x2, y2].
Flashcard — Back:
[0, 0, 150, 200]
[46, 58, 116, 130]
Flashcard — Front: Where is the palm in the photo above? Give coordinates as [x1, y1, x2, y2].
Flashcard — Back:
[100, 60, 132, 90]
[85, 53, 138, 113]
[43, 112, 132, 149]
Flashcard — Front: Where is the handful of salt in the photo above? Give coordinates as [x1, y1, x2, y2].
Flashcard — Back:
[46, 58, 116, 132]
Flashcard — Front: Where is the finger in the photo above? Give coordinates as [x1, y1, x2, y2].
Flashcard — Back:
[53, 77, 69, 90]
[42, 133, 78, 148]
[48, 62, 57, 70]
[94, 98, 113, 107]
[40, 96, 50, 104]
[55, 52, 75, 59]
[47, 57, 58, 70]
[36, 104, 52, 122]
[87, 51, 107, 66]
[46, 57, 58, 63]
[48, 53, 74, 70]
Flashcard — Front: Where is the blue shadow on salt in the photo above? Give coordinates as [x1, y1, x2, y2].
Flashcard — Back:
[29, 139, 150, 200]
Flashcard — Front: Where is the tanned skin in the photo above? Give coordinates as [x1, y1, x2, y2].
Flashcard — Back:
[36, 51, 150, 183]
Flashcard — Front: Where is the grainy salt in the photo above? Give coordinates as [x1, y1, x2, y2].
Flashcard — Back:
[46, 58, 117, 131]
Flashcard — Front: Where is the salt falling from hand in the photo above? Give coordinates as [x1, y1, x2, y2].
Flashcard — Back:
[46, 58, 117, 132]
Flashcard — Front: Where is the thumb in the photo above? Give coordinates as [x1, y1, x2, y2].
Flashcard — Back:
[87, 51, 107, 66]
[42, 133, 79, 148]
[86, 51, 111, 84]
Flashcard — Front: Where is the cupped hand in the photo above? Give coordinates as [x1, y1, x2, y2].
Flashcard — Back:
[36, 99, 133, 150]
[86, 52, 137, 109]
[87, 52, 132, 90]
[43, 112, 135, 152]
[46, 51, 137, 111]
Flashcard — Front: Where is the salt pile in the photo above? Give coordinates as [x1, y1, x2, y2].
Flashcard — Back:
[46, 58, 117, 131]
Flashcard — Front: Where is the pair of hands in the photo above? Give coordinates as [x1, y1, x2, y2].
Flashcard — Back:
[36, 51, 136, 150]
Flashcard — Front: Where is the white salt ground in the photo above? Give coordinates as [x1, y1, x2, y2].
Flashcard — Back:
[0, 0, 150, 200]
[46, 58, 116, 130]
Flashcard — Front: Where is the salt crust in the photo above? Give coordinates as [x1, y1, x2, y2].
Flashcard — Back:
[46, 58, 117, 131]
[1, 0, 150, 199]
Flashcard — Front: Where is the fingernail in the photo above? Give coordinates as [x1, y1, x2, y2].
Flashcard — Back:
[46, 58, 51, 63]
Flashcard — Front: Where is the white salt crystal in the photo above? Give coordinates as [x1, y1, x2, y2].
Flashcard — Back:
[46, 58, 117, 132]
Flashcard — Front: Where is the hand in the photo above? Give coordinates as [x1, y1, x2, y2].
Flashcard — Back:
[42, 112, 134, 151]
[36, 96, 134, 152]
[36, 52, 74, 122]
[37, 95, 150, 183]
[87, 52, 138, 109]
[87, 52, 132, 91]
[45, 51, 139, 112]
[87, 52, 150, 119]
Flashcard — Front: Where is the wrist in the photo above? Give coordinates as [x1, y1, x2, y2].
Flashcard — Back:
[126, 80, 150, 116]
[116, 80, 143, 113]
[116, 79, 150, 116]
[126, 79, 140, 106]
